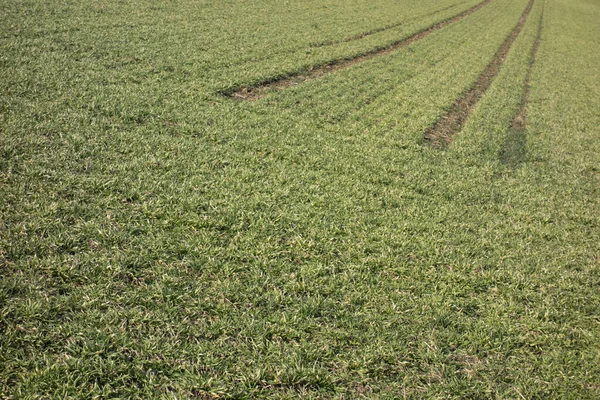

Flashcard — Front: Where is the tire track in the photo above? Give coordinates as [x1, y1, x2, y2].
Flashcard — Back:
[424, 0, 535, 148]
[308, 0, 468, 48]
[225, 0, 496, 100]
[512, 1, 544, 131]
[500, 3, 544, 166]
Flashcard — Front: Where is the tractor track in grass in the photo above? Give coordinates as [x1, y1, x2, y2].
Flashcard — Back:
[308, 0, 469, 48]
[513, 2, 544, 131]
[202, 2, 469, 73]
[224, 0, 496, 100]
[424, 0, 535, 148]
[500, 2, 544, 166]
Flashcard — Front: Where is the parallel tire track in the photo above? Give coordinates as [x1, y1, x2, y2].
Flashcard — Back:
[309, 0, 468, 48]
[513, 1, 544, 130]
[424, 0, 535, 148]
[225, 0, 496, 100]
[499, 3, 544, 166]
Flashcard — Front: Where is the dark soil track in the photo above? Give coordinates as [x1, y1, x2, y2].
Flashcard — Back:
[424, 0, 536, 148]
[226, 0, 496, 100]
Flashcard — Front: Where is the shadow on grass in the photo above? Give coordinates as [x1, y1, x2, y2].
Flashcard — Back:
[499, 127, 528, 168]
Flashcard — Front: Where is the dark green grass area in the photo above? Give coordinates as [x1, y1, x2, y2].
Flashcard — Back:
[1, 0, 599, 398]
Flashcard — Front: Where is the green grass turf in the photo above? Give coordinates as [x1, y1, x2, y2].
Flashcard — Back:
[1, 0, 599, 398]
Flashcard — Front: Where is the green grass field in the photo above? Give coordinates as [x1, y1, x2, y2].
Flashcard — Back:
[1, 0, 599, 398]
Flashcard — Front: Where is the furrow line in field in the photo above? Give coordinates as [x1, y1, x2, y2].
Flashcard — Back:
[224, 0, 496, 100]
[308, 0, 468, 48]
[512, 1, 544, 131]
[424, 0, 535, 148]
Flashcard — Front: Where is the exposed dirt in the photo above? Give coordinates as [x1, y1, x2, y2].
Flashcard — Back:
[227, 0, 496, 100]
[424, 0, 535, 148]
